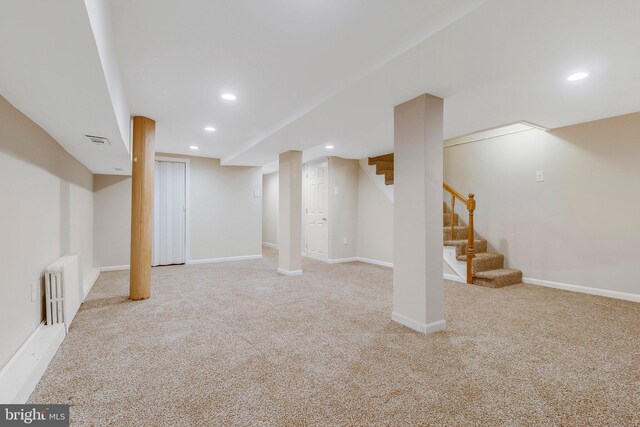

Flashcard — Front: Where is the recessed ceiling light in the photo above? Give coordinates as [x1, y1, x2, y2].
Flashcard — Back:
[189, 145, 199, 150]
[204, 126, 216, 132]
[325, 145, 334, 149]
[567, 72, 589, 81]
[221, 93, 237, 101]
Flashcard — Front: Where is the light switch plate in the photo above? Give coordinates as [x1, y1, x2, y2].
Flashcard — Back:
[536, 170, 544, 182]
[343, 237, 348, 245]
[254, 189, 261, 198]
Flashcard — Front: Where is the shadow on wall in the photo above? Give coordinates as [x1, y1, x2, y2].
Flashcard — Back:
[93, 174, 130, 191]
[0, 96, 93, 191]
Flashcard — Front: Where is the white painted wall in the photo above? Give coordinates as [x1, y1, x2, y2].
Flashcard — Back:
[329, 157, 359, 260]
[444, 112, 640, 296]
[93, 155, 263, 267]
[0, 96, 94, 369]
[356, 165, 393, 264]
[262, 172, 278, 248]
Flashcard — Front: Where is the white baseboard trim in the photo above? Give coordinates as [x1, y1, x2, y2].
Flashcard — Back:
[0, 322, 65, 404]
[101, 264, 130, 272]
[278, 268, 303, 276]
[391, 312, 446, 334]
[262, 242, 277, 249]
[188, 255, 263, 265]
[444, 273, 466, 283]
[523, 277, 640, 303]
[327, 257, 393, 268]
[327, 257, 358, 264]
[356, 257, 393, 268]
[82, 267, 101, 299]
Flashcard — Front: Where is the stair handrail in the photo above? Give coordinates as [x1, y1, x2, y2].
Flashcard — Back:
[443, 182, 476, 284]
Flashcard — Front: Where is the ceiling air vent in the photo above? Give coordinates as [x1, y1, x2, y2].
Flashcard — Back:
[85, 135, 110, 146]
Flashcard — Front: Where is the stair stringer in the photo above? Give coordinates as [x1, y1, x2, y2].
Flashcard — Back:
[359, 159, 393, 203]
[443, 246, 466, 283]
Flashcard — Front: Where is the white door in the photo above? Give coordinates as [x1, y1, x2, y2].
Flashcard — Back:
[305, 161, 329, 261]
[153, 160, 187, 266]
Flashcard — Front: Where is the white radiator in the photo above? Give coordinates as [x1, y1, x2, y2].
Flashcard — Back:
[45, 255, 83, 333]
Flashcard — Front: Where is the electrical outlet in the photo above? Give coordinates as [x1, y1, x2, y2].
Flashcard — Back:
[343, 237, 348, 245]
[536, 170, 544, 182]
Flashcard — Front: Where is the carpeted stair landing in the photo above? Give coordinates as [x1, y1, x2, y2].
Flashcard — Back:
[443, 204, 522, 288]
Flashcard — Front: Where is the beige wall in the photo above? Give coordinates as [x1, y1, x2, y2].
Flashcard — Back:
[93, 175, 131, 267]
[329, 157, 359, 260]
[0, 96, 94, 369]
[357, 166, 393, 263]
[262, 172, 278, 247]
[444, 112, 640, 295]
[93, 156, 262, 267]
[190, 157, 262, 260]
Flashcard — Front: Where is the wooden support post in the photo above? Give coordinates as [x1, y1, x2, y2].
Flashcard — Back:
[278, 150, 303, 276]
[130, 116, 156, 300]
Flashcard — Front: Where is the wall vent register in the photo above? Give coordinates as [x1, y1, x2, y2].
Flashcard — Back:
[85, 134, 110, 146]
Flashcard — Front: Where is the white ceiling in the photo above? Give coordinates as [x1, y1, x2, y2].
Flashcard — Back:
[2, 0, 640, 174]
[227, 0, 640, 166]
[109, 0, 487, 162]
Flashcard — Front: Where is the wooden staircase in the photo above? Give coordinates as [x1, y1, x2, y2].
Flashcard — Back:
[368, 153, 394, 185]
[368, 152, 522, 288]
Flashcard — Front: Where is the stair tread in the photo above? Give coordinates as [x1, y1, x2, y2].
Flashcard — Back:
[474, 268, 522, 279]
[457, 252, 502, 262]
[444, 239, 485, 246]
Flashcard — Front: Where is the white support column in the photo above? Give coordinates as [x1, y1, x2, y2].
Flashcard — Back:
[392, 93, 445, 333]
[278, 150, 303, 276]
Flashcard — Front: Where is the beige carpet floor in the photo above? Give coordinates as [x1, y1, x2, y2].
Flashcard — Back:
[29, 249, 640, 426]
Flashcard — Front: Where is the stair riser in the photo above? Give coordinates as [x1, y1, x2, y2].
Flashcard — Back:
[471, 255, 504, 274]
[443, 213, 459, 226]
[443, 227, 468, 240]
[474, 271, 522, 288]
[452, 240, 487, 258]
[375, 161, 393, 174]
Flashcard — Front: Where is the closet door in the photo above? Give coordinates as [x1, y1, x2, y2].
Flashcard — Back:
[152, 161, 186, 266]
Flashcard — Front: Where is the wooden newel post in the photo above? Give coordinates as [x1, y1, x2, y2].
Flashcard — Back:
[450, 194, 456, 239]
[466, 193, 476, 284]
[130, 116, 156, 300]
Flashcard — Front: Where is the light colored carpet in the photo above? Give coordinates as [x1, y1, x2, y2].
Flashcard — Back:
[29, 249, 639, 426]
